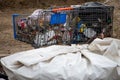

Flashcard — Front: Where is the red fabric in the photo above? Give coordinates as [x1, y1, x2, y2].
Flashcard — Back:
[53, 35, 61, 39]
[20, 21, 25, 29]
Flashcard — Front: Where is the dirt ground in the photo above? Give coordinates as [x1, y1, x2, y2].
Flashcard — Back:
[0, 0, 120, 57]
[0, 9, 36, 56]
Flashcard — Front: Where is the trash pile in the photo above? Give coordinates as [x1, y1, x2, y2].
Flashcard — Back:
[13, 2, 114, 48]
[1, 38, 120, 80]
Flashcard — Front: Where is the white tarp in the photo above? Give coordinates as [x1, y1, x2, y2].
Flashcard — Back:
[1, 38, 120, 80]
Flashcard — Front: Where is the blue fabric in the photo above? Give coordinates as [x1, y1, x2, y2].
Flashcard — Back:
[77, 21, 83, 29]
[50, 13, 66, 25]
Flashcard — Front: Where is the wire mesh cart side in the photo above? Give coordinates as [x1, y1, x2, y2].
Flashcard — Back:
[71, 2, 114, 43]
[12, 2, 114, 48]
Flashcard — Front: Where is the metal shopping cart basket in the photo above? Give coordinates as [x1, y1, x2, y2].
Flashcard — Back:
[12, 2, 114, 48]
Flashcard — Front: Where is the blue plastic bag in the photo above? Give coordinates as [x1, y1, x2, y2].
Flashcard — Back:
[50, 13, 66, 24]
